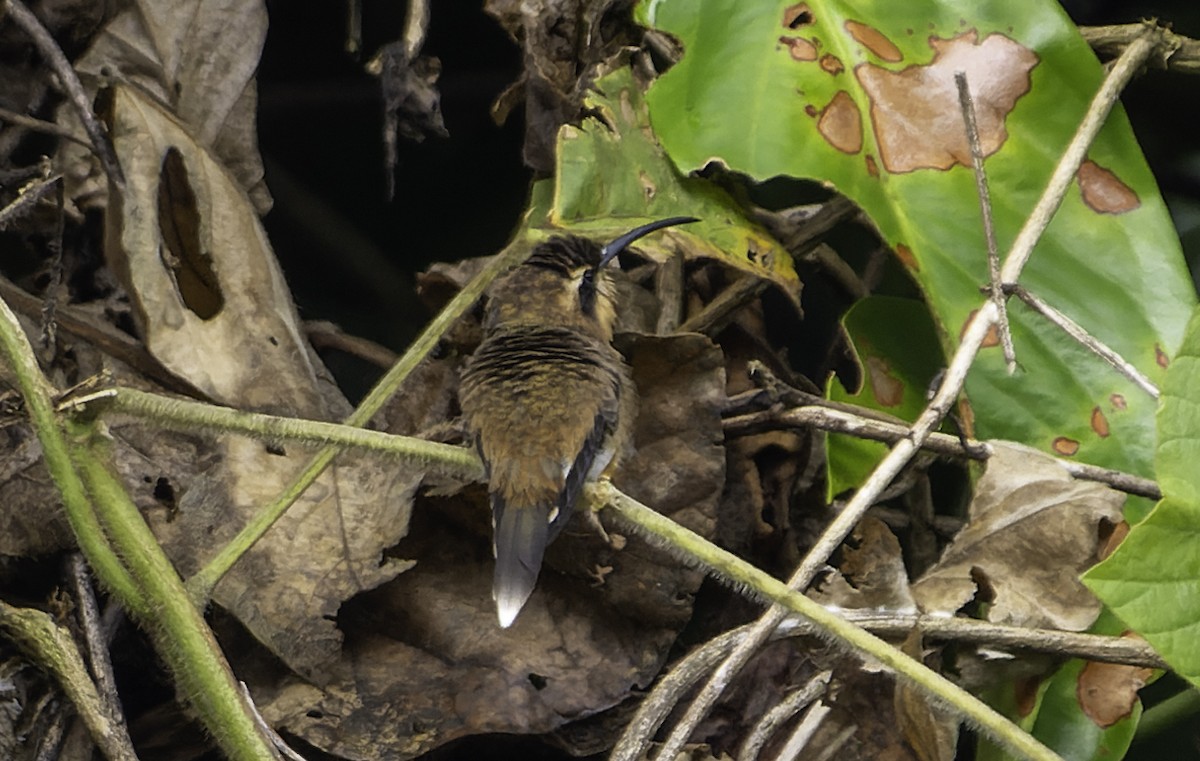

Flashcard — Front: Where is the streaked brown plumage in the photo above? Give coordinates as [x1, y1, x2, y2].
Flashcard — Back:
[459, 218, 696, 627]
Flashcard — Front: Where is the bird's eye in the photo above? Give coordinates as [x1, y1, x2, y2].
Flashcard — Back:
[579, 268, 597, 316]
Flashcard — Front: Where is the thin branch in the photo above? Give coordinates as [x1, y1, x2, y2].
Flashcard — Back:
[1081, 24, 1200, 74]
[0, 105, 92, 148]
[304, 320, 399, 369]
[724, 405, 1162, 500]
[775, 701, 832, 761]
[66, 555, 135, 760]
[3, 0, 125, 187]
[1007, 284, 1159, 399]
[0, 169, 59, 229]
[678, 273, 770, 335]
[655, 248, 686, 334]
[654, 25, 1166, 761]
[956, 71, 1015, 371]
[737, 671, 831, 761]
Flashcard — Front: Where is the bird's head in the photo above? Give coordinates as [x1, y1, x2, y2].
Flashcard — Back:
[483, 217, 698, 341]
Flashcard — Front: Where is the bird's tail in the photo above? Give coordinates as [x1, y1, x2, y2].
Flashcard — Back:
[492, 500, 551, 628]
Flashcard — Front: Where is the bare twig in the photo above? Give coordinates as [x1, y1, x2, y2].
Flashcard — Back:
[775, 701, 832, 761]
[345, 0, 362, 55]
[66, 554, 134, 760]
[678, 273, 770, 335]
[304, 320, 399, 369]
[956, 71, 1015, 371]
[652, 26, 1166, 761]
[737, 671, 831, 761]
[1006, 284, 1159, 399]
[1081, 24, 1200, 74]
[0, 105, 92, 148]
[724, 405, 1162, 499]
[3, 0, 124, 187]
[0, 168, 59, 230]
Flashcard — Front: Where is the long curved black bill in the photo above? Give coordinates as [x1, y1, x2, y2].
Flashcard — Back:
[597, 216, 699, 269]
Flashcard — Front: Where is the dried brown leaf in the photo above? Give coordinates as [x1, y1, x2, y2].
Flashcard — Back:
[57, 0, 270, 210]
[912, 442, 1125, 630]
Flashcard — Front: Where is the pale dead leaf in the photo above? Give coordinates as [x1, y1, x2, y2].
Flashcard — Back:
[912, 442, 1125, 630]
[106, 83, 320, 415]
[810, 516, 917, 615]
[57, 0, 270, 211]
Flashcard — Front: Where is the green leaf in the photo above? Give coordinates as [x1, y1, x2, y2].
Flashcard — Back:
[1085, 305, 1200, 689]
[827, 296, 943, 496]
[639, 0, 1194, 480]
[551, 66, 800, 297]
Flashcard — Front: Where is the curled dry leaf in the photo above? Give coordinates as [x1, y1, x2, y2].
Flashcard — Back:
[912, 442, 1126, 631]
[255, 331, 726, 759]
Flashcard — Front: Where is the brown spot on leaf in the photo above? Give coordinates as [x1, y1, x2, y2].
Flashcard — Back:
[894, 243, 917, 268]
[844, 20, 903, 62]
[782, 3, 813, 29]
[817, 91, 863, 154]
[820, 54, 844, 75]
[1077, 160, 1140, 214]
[1052, 437, 1080, 456]
[865, 154, 879, 177]
[856, 32, 1038, 174]
[779, 36, 818, 61]
[1110, 393, 1127, 411]
[804, 104, 818, 117]
[1090, 407, 1110, 437]
[1078, 654, 1153, 728]
[1155, 344, 1169, 369]
[867, 356, 904, 407]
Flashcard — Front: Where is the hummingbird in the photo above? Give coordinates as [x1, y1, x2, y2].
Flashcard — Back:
[459, 217, 698, 627]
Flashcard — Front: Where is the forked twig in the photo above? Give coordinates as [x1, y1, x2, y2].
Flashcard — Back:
[644, 24, 1165, 761]
[956, 71, 1016, 370]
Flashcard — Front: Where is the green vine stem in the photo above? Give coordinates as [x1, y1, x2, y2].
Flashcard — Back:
[184, 240, 527, 603]
[0, 297, 143, 612]
[0, 294, 278, 760]
[71, 427, 278, 761]
[590, 480, 1063, 761]
[0, 599, 138, 761]
[63, 386, 483, 479]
